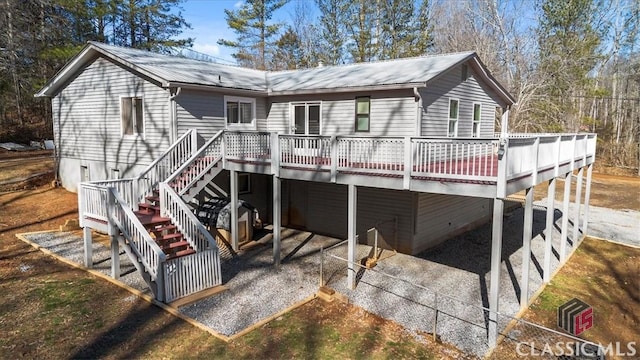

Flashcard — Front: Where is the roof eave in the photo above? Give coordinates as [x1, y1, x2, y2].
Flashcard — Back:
[268, 82, 426, 96]
[469, 57, 517, 105]
[166, 81, 268, 96]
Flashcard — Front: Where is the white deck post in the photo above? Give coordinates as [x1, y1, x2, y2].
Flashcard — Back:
[583, 164, 593, 235]
[500, 106, 509, 136]
[489, 198, 504, 347]
[83, 227, 93, 268]
[543, 178, 556, 283]
[347, 184, 358, 290]
[572, 166, 584, 243]
[230, 169, 239, 251]
[560, 172, 572, 262]
[520, 187, 533, 309]
[106, 188, 120, 279]
[111, 235, 120, 279]
[273, 176, 281, 266]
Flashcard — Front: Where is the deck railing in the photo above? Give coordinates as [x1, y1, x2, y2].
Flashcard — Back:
[159, 183, 220, 252]
[135, 129, 198, 204]
[166, 130, 224, 195]
[163, 249, 221, 303]
[225, 131, 271, 162]
[412, 138, 499, 181]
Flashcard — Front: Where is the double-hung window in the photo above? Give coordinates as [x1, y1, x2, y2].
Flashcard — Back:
[472, 103, 482, 137]
[448, 98, 459, 137]
[355, 97, 370, 132]
[225, 96, 256, 130]
[121, 97, 144, 137]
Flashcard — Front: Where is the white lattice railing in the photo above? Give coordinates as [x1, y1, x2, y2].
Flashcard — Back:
[166, 130, 224, 195]
[412, 138, 499, 181]
[225, 131, 271, 162]
[159, 183, 219, 252]
[135, 129, 198, 204]
[337, 136, 405, 174]
[78, 183, 110, 226]
[280, 135, 332, 169]
[163, 249, 221, 303]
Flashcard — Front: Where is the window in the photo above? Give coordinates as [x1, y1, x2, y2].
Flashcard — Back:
[292, 102, 321, 135]
[448, 99, 459, 137]
[238, 173, 251, 194]
[121, 97, 144, 137]
[355, 97, 370, 132]
[225, 96, 256, 129]
[472, 103, 482, 137]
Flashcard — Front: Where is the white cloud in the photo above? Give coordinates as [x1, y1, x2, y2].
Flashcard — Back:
[234, 1, 244, 8]
[193, 43, 221, 56]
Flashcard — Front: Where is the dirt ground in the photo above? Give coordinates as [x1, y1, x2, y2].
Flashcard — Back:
[0, 150, 638, 359]
[490, 238, 640, 359]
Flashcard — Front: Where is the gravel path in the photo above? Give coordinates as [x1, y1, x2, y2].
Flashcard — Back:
[19, 201, 638, 356]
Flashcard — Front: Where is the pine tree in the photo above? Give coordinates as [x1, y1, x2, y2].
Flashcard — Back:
[315, 0, 349, 65]
[218, 0, 288, 70]
[345, 0, 378, 62]
[536, 0, 602, 131]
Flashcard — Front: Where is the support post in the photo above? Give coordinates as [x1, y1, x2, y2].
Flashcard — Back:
[273, 176, 281, 266]
[560, 172, 572, 261]
[230, 170, 239, 251]
[347, 184, 357, 290]
[111, 235, 120, 279]
[489, 198, 504, 347]
[543, 178, 556, 283]
[520, 187, 533, 309]
[330, 136, 337, 182]
[83, 227, 93, 268]
[572, 167, 584, 243]
[403, 136, 412, 189]
[500, 106, 509, 137]
[191, 128, 199, 155]
[106, 189, 119, 279]
[583, 164, 593, 235]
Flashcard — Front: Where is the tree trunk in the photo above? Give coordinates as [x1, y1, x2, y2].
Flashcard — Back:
[6, 0, 22, 125]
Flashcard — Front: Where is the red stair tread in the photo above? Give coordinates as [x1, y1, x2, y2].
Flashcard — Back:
[155, 232, 183, 242]
[160, 240, 189, 251]
[168, 248, 196, 259]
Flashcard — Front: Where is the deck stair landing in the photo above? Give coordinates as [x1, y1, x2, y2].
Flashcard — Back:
[135, 191, 195, 260]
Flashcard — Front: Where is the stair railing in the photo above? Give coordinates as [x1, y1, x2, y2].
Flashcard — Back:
[165, 130, 224, 196]
[135, 129, 198, 206]
[106, 187, 167, 301]
[158, 182, 219, 252]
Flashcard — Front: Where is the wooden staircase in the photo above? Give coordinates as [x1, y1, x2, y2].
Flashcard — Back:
[135, 190, 195, 260]
[169, 156, 224, 203]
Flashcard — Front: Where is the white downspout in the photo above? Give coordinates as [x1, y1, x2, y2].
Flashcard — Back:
[413, 87, 423, 136]
[501, 105, 510, 137]
[168, 87, 182, 144]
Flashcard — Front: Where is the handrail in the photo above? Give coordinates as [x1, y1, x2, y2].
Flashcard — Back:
[108, 187, 166, 280]
[134, 129, 197, 204]
[159, 182, 218, 252]
[86, 178, 136, 207]
[166, 130, 224, 195]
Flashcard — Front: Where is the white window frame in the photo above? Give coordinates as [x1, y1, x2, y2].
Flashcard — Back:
[447, 98, 459, 138]
[119, 95, 145, 139]
[289, 102, 322, 135]
[224, 96, 257, 130]
[472, 102, 482, 137]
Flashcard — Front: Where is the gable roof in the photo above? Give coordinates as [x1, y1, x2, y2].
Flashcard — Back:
[35, 42, 516, 105]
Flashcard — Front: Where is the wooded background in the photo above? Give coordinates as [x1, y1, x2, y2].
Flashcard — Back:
[1, 0, 638, 170]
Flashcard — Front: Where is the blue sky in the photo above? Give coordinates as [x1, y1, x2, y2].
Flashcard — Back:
[179, 0, 305, 64]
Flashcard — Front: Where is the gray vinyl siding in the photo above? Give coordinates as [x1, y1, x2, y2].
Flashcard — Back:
[53, 56, 170, 180]
[413, 193, 492, 254]
[420, 64, 504, 137]
[267, 89, 417, 136]
[177, 91, 269, 139]
[176, 90, 225, 139]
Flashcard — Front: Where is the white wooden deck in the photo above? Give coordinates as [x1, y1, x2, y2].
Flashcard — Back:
[223, 132, 597, 198]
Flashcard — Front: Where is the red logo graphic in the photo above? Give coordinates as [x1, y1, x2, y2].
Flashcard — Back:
[558, 298, 593, 336]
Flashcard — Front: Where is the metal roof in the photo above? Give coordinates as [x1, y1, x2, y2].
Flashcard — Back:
[267, 52, 475, 92]
[36, 42, 515, 105]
